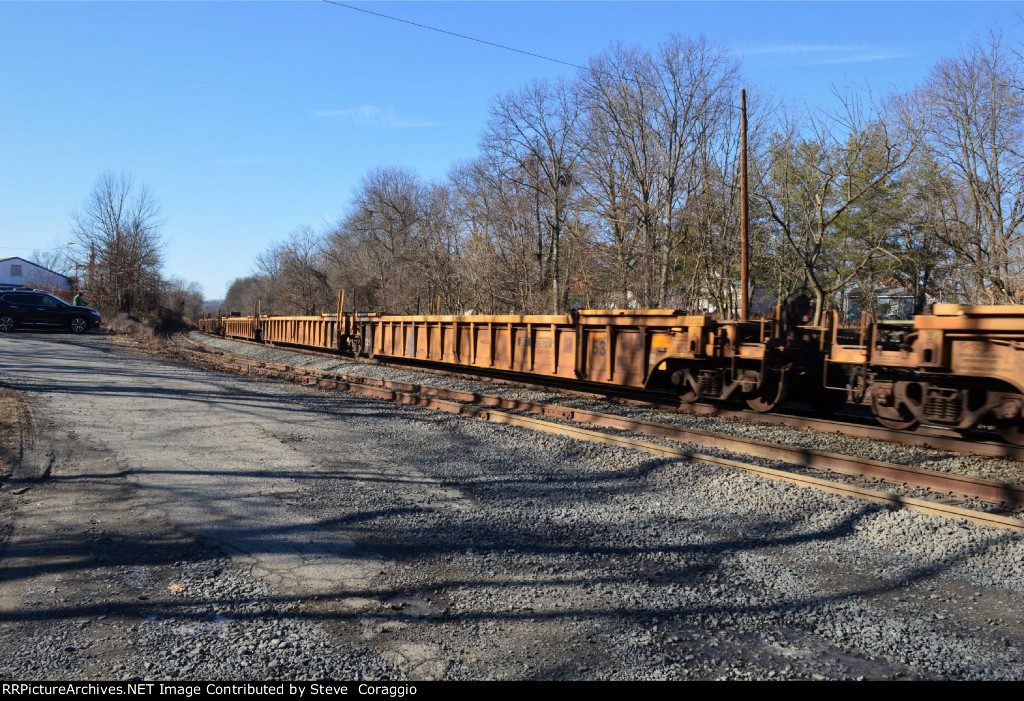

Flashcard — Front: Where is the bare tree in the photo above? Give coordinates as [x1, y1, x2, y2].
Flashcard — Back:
[29, 238, 76, 280]
[214, 30, 1024, 323]
[450, 156, 551, 313]
[327, 166, 426, 313]
[904, 31, 1024, 303]
[579, 35, 740, 308]
[70, 171, 164, 313]
[224, 275, 266, 316]
[162, 276, 205, 322]
[419, 181, 468, 313]
[482, 78, 583, 313]
[257, 227, 331, 315]
[576, 43, 652, 308]
[757, 88, 914, 323]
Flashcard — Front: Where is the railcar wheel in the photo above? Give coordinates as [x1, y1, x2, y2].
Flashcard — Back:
[678, 387, 699, 404]
[670, 369, 699, 404]
[847, 369, 868, 405]
[872, 412, 918, 431]
[744, 370, 787, 413]
[870, 381, 922, 431]
[870, 395, 918, 430]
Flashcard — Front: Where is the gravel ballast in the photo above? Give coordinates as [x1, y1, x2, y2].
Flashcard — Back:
[189, 331, 1024, 486]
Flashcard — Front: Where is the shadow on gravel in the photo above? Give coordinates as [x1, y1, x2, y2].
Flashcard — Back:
[43, 455, 670, 492]
[0, 539, 1012, 627]
[0, 532, 211, 586]
[1, 488, 1017, 627]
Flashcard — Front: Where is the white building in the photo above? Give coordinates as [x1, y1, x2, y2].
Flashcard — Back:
[0, 256, 73, 291]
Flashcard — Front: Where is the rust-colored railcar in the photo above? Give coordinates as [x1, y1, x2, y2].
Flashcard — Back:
[362, 310, 703, 386]
[197, 296, 1024, 445]
[839, 305, 1024, 442]
[201, 306, 819, 413]
[349, 309, 827, 414]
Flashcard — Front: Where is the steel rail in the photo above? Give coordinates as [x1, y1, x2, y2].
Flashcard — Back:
[172, 334, 1024, 528]
[480, 412, 1024, 533]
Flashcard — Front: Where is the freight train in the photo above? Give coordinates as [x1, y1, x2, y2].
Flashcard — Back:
[198, 291, 1024, 445]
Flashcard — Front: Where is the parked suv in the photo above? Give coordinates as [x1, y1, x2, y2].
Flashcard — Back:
[0, 289, 102, 333]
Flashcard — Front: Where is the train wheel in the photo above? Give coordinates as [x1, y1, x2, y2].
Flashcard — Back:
[744, 370, 787, 413]
[678, 387, 699, 405]
[872, 412, 918, 430]
[870, 394, 918, 430]
[671, 369, 699, 405]
[847, 369, 868, 405]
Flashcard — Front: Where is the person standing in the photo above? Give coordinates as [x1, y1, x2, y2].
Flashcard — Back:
[72, 291, 86, 306]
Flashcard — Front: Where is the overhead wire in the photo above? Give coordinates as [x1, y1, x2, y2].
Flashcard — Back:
[319, 0, 667, 93]
[321, 0, 589, 72]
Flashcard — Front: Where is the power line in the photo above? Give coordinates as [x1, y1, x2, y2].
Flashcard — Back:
[321, 1, 590, 72]
[319, 2, 738, 104]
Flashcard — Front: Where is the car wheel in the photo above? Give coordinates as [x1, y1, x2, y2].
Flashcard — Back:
[0, 316, 14, 332]
[69, 316, 88, 334]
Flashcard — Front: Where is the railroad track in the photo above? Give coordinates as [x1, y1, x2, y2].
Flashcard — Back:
[169, 331, 1024, 532]
[191, 331, 1024, 461]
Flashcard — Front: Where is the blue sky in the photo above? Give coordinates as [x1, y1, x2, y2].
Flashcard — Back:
[1, 1, 1021, 300]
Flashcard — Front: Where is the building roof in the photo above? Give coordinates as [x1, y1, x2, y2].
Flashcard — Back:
[0, 256, 72, 282]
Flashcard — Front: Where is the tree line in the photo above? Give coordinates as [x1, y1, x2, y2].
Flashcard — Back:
[218, 30, 1024, 323]
[32, 171, 205, 323]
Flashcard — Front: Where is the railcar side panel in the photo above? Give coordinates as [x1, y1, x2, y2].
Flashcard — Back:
[556, 329, 575, 378]
[613, 331, 645, 386]
[210, 310, 733, 392]
[582, 330, 605, 383]
[351, 312, 712, 389]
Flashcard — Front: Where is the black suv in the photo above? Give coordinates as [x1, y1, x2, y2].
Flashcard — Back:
[0, 288, 102, 333]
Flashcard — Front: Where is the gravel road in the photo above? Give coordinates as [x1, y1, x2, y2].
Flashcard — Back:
[0, 331, 1022, 680]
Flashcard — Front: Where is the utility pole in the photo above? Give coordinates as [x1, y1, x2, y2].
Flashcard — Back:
[64, 243, 78, 289]
[88, 242, 96, 296]
[740, 89, 749, 321]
